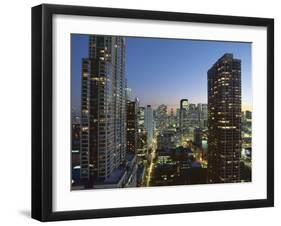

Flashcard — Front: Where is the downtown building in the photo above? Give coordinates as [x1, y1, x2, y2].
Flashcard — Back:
[136, 106, 148, 161]
[126, 99, 139, 154]
[79, 35, 137, 188]
[187, 103, 199, 127]
[144, 105, 154, 147]
[180, 100, 207, 131]
[179, 99, 189, 132]
[167, 108, 177, 129]
[71, 123, 81, 185]
[198, 103, 208, 128]
[155, 104, 168, 134]
[207, 53, 242, 183]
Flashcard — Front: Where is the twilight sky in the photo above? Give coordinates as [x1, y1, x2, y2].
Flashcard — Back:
[71, 34, 252, 112]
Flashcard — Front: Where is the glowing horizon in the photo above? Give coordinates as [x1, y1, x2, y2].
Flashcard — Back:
[130, 101, 252, 112]
[71, 35, 252, 114]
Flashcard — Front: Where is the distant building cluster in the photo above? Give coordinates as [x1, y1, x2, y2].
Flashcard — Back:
[71, 36, 252, 189]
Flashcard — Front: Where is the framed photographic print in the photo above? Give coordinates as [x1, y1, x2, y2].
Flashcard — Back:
[32, 4, 274, 221]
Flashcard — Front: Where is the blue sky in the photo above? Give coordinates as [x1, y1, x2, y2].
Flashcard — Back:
[71, 34, 252, 112]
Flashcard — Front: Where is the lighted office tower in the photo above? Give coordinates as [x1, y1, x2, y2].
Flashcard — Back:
[145, 105, 154, 146]
[155, 104, 168, 134]
[80, 35, 127, 186]
[196, 103, 208, 128]
[138, 107, 146, 131]
[180, 99, 189, 131]
[127, 99, 139, 153]
[200, 104, 208, 128]
[137, 107, 147, 151]
[168, 108, 177, 129]
[187, 103, 200, 127]
[176, 108, 181, 128]
[207, 53, 242, 183]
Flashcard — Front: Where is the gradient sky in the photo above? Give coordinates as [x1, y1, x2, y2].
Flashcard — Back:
[71, 34, 252, 112]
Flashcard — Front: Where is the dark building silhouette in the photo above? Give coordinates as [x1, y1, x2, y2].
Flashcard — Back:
[245, 110, 252, 119]
[207, 53, 242, 183]
[126, 100, 139, 153]
[136, 106, 147, 164]
[193, 127, 202, 147]
[157, 130, 177, 151]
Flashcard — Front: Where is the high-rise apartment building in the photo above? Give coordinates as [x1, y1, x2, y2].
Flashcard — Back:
[207, 53, 242, 183]
[80, 35, 126, 186]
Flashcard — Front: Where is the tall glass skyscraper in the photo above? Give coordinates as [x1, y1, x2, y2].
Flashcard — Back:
[80, 36, 126, 186]
[207, 53, 242, 183]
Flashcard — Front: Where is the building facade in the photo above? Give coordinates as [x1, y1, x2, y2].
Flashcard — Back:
[144, 105, 154, 147]
[137, 106, 147, 160]
[179, 99, 189, 132]
[126, 99, 139, 153]
[155, 104, 168, 134]
[207, 53, 242, 183]
[72, 123, 81, 168]
[199, 104, 208, 128]
[80, 35, 127, 186]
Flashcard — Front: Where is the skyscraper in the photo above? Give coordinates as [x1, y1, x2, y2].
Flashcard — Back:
[168, 108, 177, 129]
[207, 53, 242, 183]
[125, 84, 133, 101]
[138, 107, 146, 131]
[126, 99, 139, 153]
[187, 103, 199, 128]
[72, 123, 80, 167]
[137, 106, 147, 154]
[180, 99, 189, 131]
[155, 104, 168, 134]
[80, 35, 126, 186]
[200, 104, 208, 128]
[144, 105, 154, 147]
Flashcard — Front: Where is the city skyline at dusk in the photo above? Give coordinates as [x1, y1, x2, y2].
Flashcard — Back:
[71, 35, 252, 112]
[71, 34, 252, 189]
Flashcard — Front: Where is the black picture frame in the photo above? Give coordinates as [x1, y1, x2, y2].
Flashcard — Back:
[32, 3, 274, 222]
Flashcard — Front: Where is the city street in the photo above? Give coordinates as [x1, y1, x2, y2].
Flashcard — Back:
[144, 136, 157, 186]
